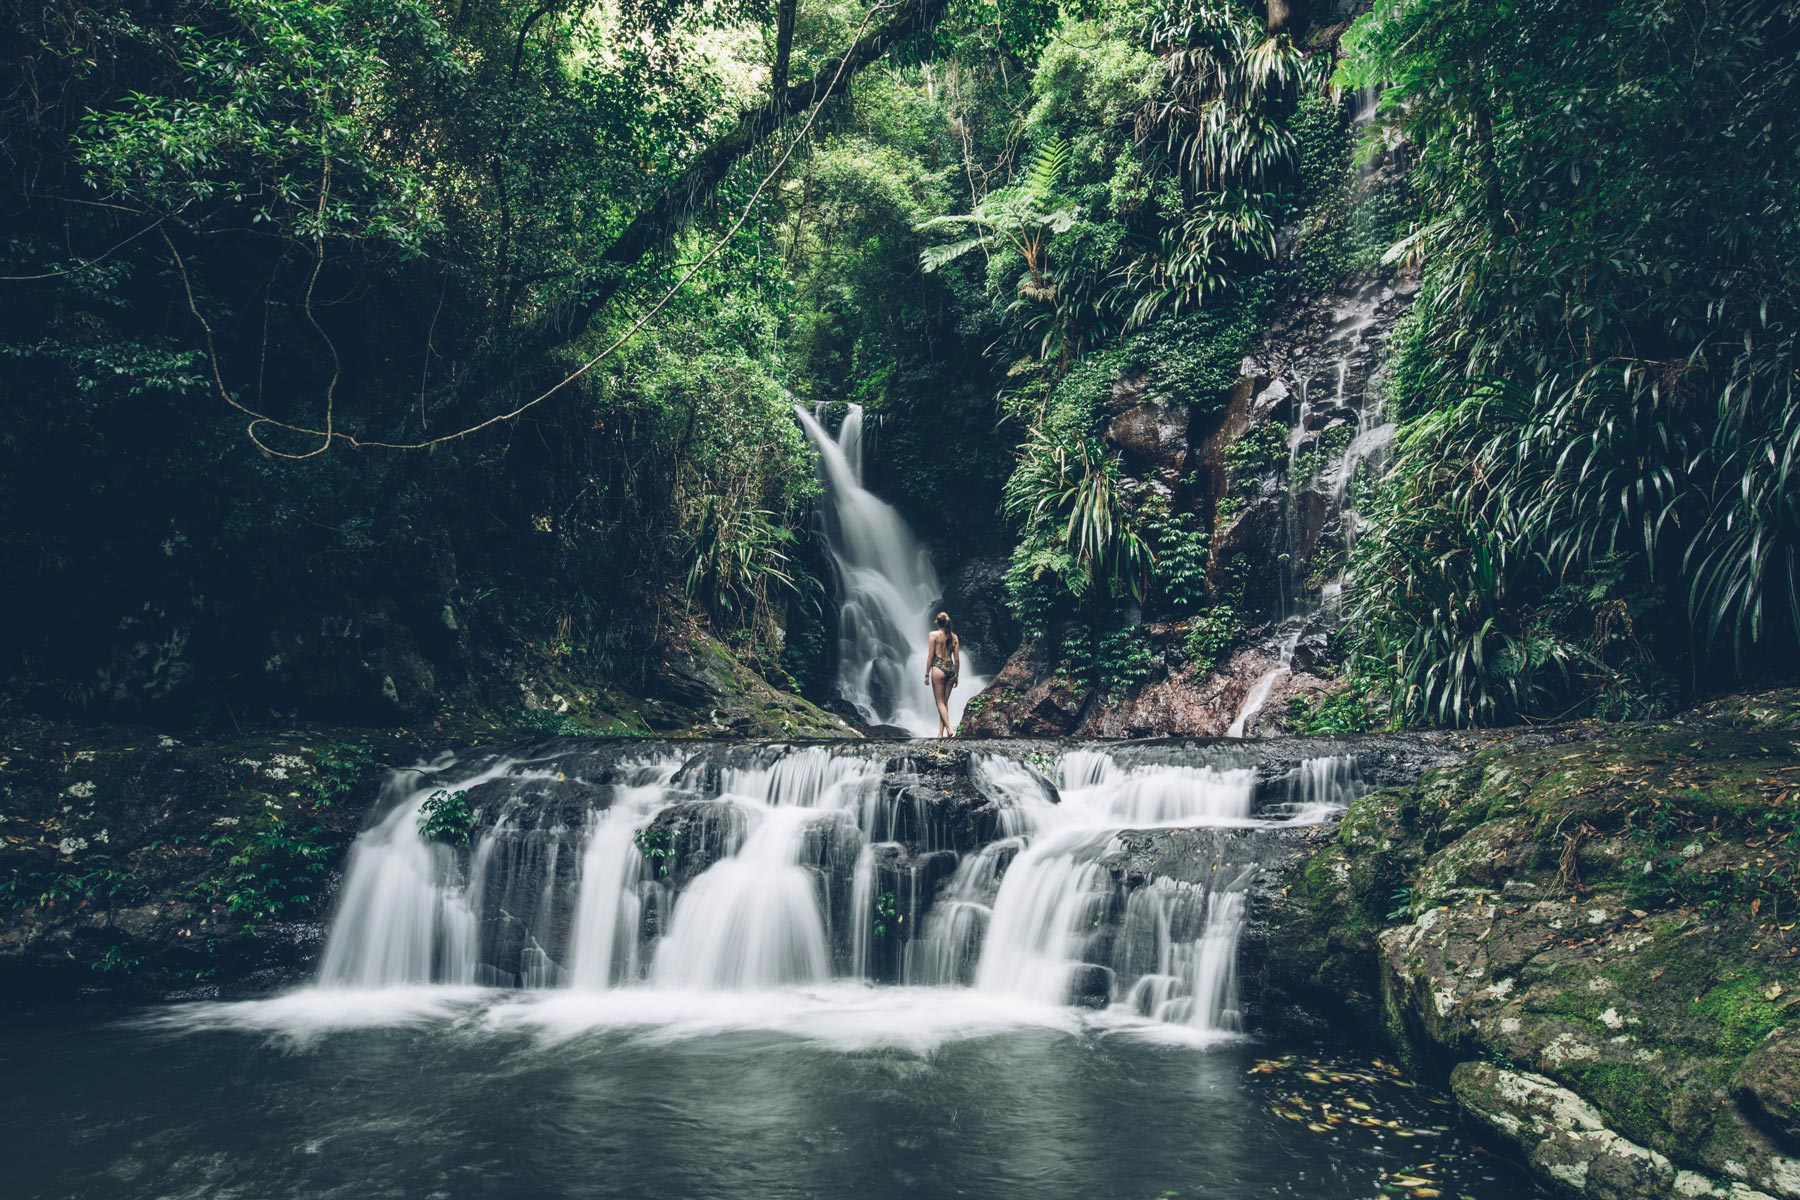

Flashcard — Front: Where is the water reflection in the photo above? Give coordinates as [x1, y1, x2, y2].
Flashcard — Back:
[2, 1005, 1544, 1200]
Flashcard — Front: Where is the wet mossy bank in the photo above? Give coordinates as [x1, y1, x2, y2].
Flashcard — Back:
[1259, 690, 1800, 1199]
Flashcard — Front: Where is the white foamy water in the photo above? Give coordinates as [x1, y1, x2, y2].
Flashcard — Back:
[794, 403, 986, 735]
[241, 742, 1364, 1046]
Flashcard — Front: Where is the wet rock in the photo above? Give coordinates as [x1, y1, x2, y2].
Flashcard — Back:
[1452, 1063, 1781, 1200]
[958, 639, 1094, 737]
[1261, 693, 1800, 1200]
[1104, 373, 1191, 478]
[1209, 493, 1287, 620]
[641, 800, 749, 891]
[1737, 1029, 1800, 1150]
[1069, 963, 1115, 1009]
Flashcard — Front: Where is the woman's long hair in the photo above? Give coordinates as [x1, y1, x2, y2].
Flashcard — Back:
[934, 611, 957, 650]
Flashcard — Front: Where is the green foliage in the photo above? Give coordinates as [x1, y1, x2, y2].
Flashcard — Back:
[1126, 277, 1276, 408]
[634, 826, 678, 877]
[1290, 423, 1353, 481]
[1342, 0, 1800, 726]
[93, 943, 145, 975]
[513, 709, 599, 738]
[303, 741, 375, 807]
[192, 800, 330, 926]
[1286, 688, 1376, 736]
[1182, 605, 1239, 673]
[1222, 420, 1287, 481]
[418, 789, 474, 846]
[0, 0, 824, 711]
[918, 137, 1078, 283]
[778, 558, 833, 701]
[1, 856, 151, 913]
[1003, 353, 1154, 624]
[1096, 627, 1157, 697]
[1139, 490, 1208, 613]
[1117, 0, 1320, 327]
[873, 890, 901, 938]
[77, 0, 441, 253]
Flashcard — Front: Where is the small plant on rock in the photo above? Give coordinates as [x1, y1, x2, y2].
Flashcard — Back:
[634, 826, 678, 876]
[873, 891, 901, 938]
[1183, 606, 1240, 674]
[418, 789, 475, 845]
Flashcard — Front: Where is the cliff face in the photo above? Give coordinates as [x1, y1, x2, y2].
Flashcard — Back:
[964, 260, 1416, 739]
[1258, 691, 1800, 1200]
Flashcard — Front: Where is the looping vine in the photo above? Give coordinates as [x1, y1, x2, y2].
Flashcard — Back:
[166, 2, 893, 461]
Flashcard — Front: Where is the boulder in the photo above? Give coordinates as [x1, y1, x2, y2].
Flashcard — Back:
[1738, 1028, 1800, 1150]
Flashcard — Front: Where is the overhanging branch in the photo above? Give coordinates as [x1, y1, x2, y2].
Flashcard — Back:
[496, 0, 948, 369]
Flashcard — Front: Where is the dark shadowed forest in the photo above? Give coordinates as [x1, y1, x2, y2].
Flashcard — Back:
[6, 0, 1794, 737]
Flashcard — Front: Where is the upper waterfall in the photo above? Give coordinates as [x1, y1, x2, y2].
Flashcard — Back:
[793, 403, 985, 736]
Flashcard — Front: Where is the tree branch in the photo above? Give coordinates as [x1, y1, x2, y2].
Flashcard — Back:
[487, 0, 947, 375]
[772, 0, 799, 94]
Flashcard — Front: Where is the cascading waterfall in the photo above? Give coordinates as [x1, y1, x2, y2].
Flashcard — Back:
[314, 740, 1364, 1040]
[959, 753, 1262, 1029]
[793, 403, 985, 734]
[317, 755, 541, 988]
[1228, 274, 1400, 739]
[651, 753, 882, 989]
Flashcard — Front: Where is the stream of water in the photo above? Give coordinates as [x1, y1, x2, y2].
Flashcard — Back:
[310, 743, 1337, 1032]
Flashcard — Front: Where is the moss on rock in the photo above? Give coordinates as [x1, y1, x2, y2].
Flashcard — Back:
[1271, 689, 1800, 1199]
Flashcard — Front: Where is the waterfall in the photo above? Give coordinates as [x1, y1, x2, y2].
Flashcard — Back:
[566, 762, 680, 989]
[317, 756, 541, 987]
[1226, 622, 1304, 738]
[793, 403, 985, 734]
[314, 740, 1365, 1039]
[1228, 269, 1403, 738]
[963, 753, 1260, 1030]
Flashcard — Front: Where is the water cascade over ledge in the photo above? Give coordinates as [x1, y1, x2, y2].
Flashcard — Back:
[315, 738, 1370, 1039]
[793, 403, 986, 734]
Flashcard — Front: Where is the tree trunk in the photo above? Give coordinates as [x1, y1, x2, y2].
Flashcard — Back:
[771, 0, 798, 95]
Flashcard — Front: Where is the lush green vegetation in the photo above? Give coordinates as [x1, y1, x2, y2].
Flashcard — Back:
[0, 0, 1049, 722]
[2, 0, 1793, 735]
[418, 788, 475, 845]
[1340, 0, 1800, 726]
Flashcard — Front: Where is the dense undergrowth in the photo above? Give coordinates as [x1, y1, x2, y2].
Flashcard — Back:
[1338, 0, 1800, 726]
[0, 0, 1054, 725]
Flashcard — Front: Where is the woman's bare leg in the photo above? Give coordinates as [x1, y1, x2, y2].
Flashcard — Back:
[931, 669, 952, 737]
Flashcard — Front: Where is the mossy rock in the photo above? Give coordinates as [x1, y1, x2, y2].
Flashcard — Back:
[1271, 689, 1800, 1198]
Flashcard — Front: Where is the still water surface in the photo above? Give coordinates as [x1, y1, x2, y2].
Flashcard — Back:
[2, 986, 1543, 1200]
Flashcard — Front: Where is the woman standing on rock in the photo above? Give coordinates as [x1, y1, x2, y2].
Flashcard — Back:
[925, 612, 960, 738]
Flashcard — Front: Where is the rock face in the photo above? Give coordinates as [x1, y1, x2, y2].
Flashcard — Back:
[1452, 1063, 1783, 1200]
[965, 262, 1417, 740]
[1738, 1029, 1800, 1150]
[1260, 691, 1800, 1200]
